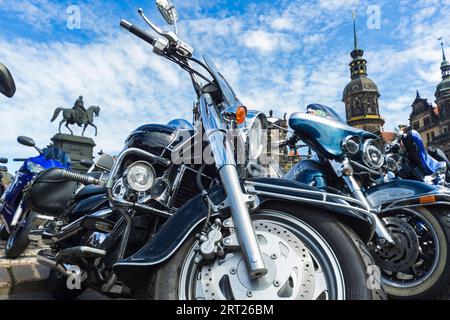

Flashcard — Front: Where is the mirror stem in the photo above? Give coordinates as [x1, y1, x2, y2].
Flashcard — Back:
[34, 146, 43, 154]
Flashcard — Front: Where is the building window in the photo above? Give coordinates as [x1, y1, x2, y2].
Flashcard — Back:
[427, 133, 430, 143]
[431, 132, 435, 141]
[423, 117, 431, 127]
[413, 121, 420, 130]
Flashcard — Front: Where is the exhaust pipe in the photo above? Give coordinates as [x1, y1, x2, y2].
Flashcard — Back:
[36, 250, 73, 277]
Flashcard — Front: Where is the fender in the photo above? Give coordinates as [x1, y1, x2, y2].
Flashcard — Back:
[365, 179, 450, 212]
[67, 194, 109, 223]
[113, 178, 375, 292]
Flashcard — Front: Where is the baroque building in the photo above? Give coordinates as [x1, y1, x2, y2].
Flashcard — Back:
[409, 91, 439, 147]
[409, 41, 450, 156]
[343, 15, 385, 135]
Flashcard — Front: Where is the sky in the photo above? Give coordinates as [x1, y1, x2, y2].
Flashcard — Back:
[0, 0, 449, 171]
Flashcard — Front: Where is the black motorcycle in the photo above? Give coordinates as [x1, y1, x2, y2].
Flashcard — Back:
[33, 1, 383, 300]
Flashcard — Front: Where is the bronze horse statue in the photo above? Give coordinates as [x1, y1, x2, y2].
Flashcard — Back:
[51, 105, 100, 136]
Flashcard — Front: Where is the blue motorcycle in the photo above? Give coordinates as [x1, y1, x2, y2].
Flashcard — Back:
[0, 136, 71, 258]
[385, 127, 449, 186]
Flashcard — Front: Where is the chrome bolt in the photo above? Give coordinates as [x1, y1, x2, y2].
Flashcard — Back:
[273, 280, 280, 287]
[224, 220, 230, 226]
[271, 253, 278, 259]
[249, 195, 254, 200]
[246, 291, 253, 298]
[230, 268, 237, 275]
[224, 238, 231, 245]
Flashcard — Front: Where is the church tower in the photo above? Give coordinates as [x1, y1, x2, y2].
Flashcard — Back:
[433, 40, 450, 155]
[343, 13, 384, 135]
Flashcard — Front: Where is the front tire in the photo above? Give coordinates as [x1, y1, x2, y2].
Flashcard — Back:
[4, 213, 36, 259]
[372, 206, 450, 300]
[151, 208, 379, 300]
[48, 269, 86, 300]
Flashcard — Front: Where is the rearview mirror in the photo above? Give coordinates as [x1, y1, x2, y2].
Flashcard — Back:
[0, 158, 7, 164]
[95, 154, 114, 172]
[80, 159, 94, 168]
[17, 136, 36, 147]
[0, 63, 16, 98]
[156, 0, 179, 25]
[0, 166, 7, 172]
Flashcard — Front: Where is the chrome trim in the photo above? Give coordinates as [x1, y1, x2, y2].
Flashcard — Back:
[10, 201, 24, 227]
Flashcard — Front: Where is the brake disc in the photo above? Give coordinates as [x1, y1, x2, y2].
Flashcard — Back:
[372, 216, 420, 272]
[197, 221, 315, 300]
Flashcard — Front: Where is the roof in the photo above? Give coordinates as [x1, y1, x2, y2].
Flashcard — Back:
[343, 76, 379, 100]
[382, 131, 395, 143]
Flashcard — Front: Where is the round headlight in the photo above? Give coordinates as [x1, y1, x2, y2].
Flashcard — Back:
[248, 117, 265, 160]
[362, 139, 384, 170]
[126, 161, 156, 192]
[385, 154, 400, 172]
[342, 136, 360, 155]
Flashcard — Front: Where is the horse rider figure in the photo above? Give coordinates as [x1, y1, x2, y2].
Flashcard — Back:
[73, 96, 88, 125]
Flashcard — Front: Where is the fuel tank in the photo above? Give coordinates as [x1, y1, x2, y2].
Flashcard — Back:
[124, 123, 195, 159]
[284, 159, 328, 189]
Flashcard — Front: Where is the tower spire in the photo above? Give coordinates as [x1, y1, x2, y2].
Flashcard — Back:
[441, 40, 447, 61]
[439, 38, 450, 79]
[352, 11, 358, 51]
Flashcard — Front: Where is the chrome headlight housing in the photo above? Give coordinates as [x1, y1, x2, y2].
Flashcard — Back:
[361, 139, 384, 170]
[247, 116, 266, 160]
[385, 153, 401, 172]
[126, 161, 156, 192]
[26, 161, 44, 174]
[342, 136, 360, 155]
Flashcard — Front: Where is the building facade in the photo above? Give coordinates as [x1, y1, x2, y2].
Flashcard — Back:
[409, 42, 450, 155]
[343, 15, 385, 135]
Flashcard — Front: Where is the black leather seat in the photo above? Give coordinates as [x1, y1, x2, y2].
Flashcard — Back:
[74, 185, 107, 202]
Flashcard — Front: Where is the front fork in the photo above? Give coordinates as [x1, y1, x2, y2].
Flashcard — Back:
[201, 94, 267, 278]
[342, 174, 395, 246]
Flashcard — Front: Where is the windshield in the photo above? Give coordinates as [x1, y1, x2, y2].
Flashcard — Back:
[203, 55, 241, 108]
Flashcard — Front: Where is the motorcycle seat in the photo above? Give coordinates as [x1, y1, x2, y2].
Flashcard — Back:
[74, 185, 107, 202]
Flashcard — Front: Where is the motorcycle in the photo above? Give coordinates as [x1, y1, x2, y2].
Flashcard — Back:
[0, 136, 71, 258]
[34, 1, 384, 300]
[0, 157, 8, 197]
[0, 63, 16, 98]
[385, 127, 449, 186]
[285, 107, 450, 299]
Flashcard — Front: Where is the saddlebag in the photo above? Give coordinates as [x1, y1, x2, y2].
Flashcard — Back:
[25, 168, 78, 216]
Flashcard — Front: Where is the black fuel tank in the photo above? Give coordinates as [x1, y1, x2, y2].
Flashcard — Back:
[125, 124, 177, 157]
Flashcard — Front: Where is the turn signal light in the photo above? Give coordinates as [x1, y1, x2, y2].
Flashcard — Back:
[419, 195, 436, 204]
[236, 106, 247, 125]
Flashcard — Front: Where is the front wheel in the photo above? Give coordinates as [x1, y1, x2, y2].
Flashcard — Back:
[371, 206, 450, 299]
[4, 213, 35, 259]
[151, 209, 381, 300]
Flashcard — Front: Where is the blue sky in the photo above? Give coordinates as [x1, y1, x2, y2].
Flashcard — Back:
[0, 0, 449, 171]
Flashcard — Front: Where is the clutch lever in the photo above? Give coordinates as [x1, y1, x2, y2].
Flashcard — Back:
[138, 8, 178, 44]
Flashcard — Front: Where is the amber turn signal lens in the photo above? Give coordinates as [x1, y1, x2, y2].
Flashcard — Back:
[236, 106, 247, 124]
[419, 195, 436, 204]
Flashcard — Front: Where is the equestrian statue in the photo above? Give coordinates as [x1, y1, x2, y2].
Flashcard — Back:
[51, 96, 100, 136]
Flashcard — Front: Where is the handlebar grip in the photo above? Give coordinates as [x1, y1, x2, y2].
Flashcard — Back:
[120, 20, 156, 46]
[61, 169, 104, 186]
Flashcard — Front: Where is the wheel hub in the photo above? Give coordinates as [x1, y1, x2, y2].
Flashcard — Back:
[197, 221, 315, 300]
[372, 216, 420, 272]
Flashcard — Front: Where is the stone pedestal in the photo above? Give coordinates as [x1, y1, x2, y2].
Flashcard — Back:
[51, 134, 95, 172]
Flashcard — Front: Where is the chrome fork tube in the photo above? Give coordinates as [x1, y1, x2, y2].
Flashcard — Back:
[200, 94, 267, 278]
[343, 175, 395, 245]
